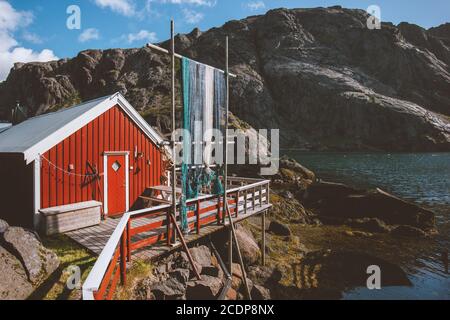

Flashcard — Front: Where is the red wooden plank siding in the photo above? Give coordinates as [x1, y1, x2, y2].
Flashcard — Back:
[39, 105, 164, 213]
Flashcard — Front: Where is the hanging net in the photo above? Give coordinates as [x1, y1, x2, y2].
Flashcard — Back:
[180, 57, 226, 232]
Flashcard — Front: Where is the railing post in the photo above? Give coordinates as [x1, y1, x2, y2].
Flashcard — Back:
[260, 185, 263, 207]
[262, 210, 266, 266]
[266, 182, 270, 205]
[166, 208, 172, 246]
[244, 190, 248, 215]
[196, 199, 201, 234]
[252, 188, 256, 210]
[126, 220, 131, 262]
[120, 232, 127, 285]
[217, 195, 222, 225]
[236, 190, 240, 217]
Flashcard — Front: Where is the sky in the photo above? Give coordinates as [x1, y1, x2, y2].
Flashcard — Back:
[0, 0, 449, 81]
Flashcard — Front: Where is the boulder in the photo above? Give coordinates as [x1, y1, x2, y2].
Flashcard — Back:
[0, 246, 34, 300]
[248, 266, 283, 287]
[346, 218, 391, 233]
[2, 227, 59, 285]
[226, 288, 238, 300]
[186, 275, 223, 300]
[268, 221, 292, 236]
[306, 183, 436, 231]
[251, 284, 271, 300]
[190, 245, 213, 268]
[169, 269, 190, 285]
[391, 225, 429, 238]
[201, 265, 224, 279]
[151, 278, 186, 300]
[0, 219, 8, 233]
[235, 225, 261, 266]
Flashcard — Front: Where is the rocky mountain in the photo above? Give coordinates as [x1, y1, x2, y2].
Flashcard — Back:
[1, 6, 450, 151]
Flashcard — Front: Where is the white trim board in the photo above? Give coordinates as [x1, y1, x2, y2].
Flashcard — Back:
[21, 93, 167, 164]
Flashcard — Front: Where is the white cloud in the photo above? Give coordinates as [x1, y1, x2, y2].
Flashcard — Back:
[157, 0, 216, 7]
[245, 1, 265, 11]
[78, 28, 100, 43]
[183, 9, 204, 24]
[22, 31, 43, 44]
[122, 30, 158, 44]
[0, 1, 57, 81]
[94, 0, 136, 16]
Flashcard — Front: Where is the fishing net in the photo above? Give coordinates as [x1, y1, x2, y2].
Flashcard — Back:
[180, 57, 226, 232]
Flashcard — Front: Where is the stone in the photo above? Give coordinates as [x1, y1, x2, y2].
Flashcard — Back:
[151, 278, 186, 300]
[190, 245, 213, 268]
[0, 219, 9, 234]
[234, 225, 261, 266]
[2, 227, 59, 285]
[391, 225, 429, 238]
[268, 221, 292, 236]
[186, 275, 224, 300]
[251, 284, 271, 300]
[306, 183, 437, 231]
[169, 269, 190, 285]
[201, 265, 224, 279]
[226, 288, 238, 300]
[0, 246, 34, 300]
[344, 231, 373, 238]
[248, 266, 283, 287]
[346, 218, 391, 233]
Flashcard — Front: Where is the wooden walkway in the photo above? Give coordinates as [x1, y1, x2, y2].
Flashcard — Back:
[67, 202, 271, 262]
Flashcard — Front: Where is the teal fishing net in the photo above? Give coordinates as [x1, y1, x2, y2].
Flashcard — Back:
[180, 57, 226, 232]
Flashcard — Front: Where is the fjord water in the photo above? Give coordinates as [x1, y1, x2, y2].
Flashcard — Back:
[285, 151, 450, 300]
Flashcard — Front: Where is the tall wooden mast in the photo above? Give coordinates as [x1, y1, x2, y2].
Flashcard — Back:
[169, 19, 177, 245]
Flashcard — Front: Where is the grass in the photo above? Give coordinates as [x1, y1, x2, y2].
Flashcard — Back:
[29, 234, 96, 300]
[115, 259, 154, 300]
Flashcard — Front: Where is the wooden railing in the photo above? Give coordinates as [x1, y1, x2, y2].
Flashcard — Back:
[82, 178, 270, 300]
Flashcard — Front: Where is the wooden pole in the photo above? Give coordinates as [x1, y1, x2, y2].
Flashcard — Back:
[262, 210, 266, 266]
[225, 201, 252, 300]
[228, 227, 233, 273]
[169, 213, 202, 280]
[170, 19, 177, 245]
[223, 36, 229, 225]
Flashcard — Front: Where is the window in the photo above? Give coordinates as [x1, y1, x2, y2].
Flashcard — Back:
[112, 161, 121, 172]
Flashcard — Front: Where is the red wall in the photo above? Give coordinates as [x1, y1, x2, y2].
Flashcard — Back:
[40, 105, 164, 211]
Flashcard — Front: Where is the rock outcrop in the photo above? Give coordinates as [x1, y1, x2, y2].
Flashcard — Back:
[305, 182, 436, 232]
[0, 221, 60, 299]
[1, 7, 449, 151]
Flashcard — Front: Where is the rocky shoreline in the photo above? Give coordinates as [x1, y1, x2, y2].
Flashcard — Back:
[0, 156, 440, 300]
[125, 157, 439, 300]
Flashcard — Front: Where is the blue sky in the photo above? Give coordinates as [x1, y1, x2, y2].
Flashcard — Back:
[1, 0, 449, 81]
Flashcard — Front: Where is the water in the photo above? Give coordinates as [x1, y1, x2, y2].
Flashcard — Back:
[284, 151, 450, 300]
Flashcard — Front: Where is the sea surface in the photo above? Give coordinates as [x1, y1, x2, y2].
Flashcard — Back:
[284, 151, 450, 300]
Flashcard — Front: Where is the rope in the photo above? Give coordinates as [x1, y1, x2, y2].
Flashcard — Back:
[40, 154, 104, 178]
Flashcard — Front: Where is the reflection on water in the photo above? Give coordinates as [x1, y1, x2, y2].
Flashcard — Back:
[285, 151, 450, 300]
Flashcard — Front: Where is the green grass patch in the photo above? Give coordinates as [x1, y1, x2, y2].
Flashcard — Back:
[30, 234, 96, 300]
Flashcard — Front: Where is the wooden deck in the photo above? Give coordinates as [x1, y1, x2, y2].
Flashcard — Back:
[67, 198, 271, 262]
[81, 178, 271, 300]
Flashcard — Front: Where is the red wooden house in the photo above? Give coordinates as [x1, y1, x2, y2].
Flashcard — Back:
[0, 93, 168, 230]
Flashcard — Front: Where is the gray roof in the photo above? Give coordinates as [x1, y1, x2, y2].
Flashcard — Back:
[0, 123, 12, 134]
[0, 93, 166, 163]
[0, 96, 109, 153]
